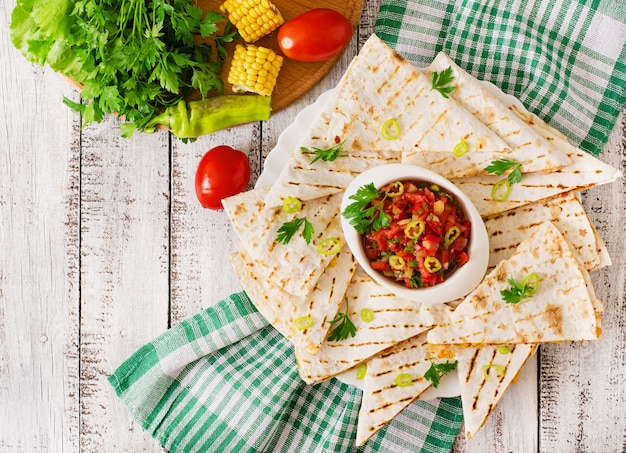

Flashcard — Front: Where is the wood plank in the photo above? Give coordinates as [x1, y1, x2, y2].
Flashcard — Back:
[168, 128, 256, 323]
[78, 117, 170, 452]
[539, 108, 626, 452]
[0, 1, 80, 449]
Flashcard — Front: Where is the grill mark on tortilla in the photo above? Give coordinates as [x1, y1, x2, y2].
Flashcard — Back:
[471, 348, 498, 410]
[368, 324, 422, 330]
[466, 349, 479, 384]
[414, 109, 449, 149]
[542, 304, 564, 336]
[327, 340, 394, 348]
[367, 395, 415, 411]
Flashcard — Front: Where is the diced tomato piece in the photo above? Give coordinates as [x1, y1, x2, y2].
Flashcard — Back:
[371, 261, 391, 270]
[421, 235, 440, 254]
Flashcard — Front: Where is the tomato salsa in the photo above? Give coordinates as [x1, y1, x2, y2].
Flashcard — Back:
[362, 180, 471, 289]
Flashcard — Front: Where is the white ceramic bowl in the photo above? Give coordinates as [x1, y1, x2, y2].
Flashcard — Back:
[340, 164, 489, 304]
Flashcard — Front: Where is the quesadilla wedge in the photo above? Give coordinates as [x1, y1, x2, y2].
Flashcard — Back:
[427, 221, 600, 345]
[355, 331, 437, 446]
[223, 187, 345, 297]
[451, 144, 622, 217]
[456, 344, 538, 439]
[230, 247, 357, 355]
[262, 33, 511, 208]
[295, 267, 453, 384]
[403, 53, 571, 178]
[484, 191, 609, 271]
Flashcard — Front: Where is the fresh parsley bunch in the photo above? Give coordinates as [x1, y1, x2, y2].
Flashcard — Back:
[10, 0, 237, 134]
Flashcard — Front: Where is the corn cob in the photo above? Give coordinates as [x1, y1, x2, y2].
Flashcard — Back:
[228, 44, 283, 96]
[219, 0, 284, 43]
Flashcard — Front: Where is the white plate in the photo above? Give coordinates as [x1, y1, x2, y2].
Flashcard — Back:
[255, 81, 522, 397]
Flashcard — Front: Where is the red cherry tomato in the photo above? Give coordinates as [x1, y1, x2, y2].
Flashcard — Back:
[195, 145, 250, 210]
[277, 9, 353, 62]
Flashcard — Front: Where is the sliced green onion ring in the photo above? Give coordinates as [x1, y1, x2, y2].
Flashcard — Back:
[491, 178, 512, 201]
[317, 237, 341, 256]
[522, 272, 540, 295]
[444, 226, 461, 247]
[282, 196, 302, 213]
[453, 139, 469, 156]
[294, 316, 313, 330]
[360, 308, 374, 323]
[381, 118, 401, 140]
[498, 345, 511, 354]
[356, 363, 367, 380]
[424, 256, 442, 273]
[395, 373, 413, 387]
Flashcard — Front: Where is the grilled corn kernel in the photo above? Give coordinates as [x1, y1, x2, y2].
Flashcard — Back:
[219, 0, 284, 43]
[228, 44, 283, 96]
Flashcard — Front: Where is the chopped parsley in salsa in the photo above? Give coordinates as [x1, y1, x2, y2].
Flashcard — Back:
[360, 180, 470, 289]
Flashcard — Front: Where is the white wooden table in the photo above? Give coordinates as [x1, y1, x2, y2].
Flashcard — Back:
[1, 0, 625, 451]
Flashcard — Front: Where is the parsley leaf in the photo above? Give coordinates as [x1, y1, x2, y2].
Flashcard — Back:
[301, 141, 346, 164]
[431, 67, 456, 98]
[342, 183, 391, 234]
[484, 158, 525, 184]
[424, 360, 458, 388]
[276, 217, 314, 245]
[500, 274, 539, 304]
[327, 299, 357, 341]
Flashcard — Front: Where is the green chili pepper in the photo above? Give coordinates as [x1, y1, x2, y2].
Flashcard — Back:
[404, 220, 425, 240]
[444, 226, 461, 247]
[381, 118, 401, 140]
[294, 316, 314, 330]
[424, 256, 442, 273]
[385, 181, 404, 197]
[144, 95, 272, 139]
[356, 363, 367, 380]
[282, 196, 302, 213]
[491, 178, 512, 201]
[360, 308, 374, 322]
[522, 272, 540, 295]
[453, 139, 469, 156]
[395, 373, 413, 387]
[482, 364, 505, 381]
[317, 237, 341, 256]
[389, 255, 406, 270]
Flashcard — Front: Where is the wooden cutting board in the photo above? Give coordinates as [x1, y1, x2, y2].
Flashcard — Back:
[195, 0, 366, 112]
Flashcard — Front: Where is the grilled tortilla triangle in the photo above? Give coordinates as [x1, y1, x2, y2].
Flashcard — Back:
[451, 105, 622, 217]
[427, 221, 600, 345]
[355, 331, 436, 446]
[223, 187, 345, 298]
[295, 267, 452, 384]
[403, 52, 571, 178]
[484, 191, 610, 272]
[456, 344, 537, 439]
[262, 33, 511, 208]
[230, 247, 357, 355]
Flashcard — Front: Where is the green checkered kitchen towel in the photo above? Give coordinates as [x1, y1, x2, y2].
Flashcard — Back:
[375, 0, 626, 155]
[109, 293, 463, 452]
